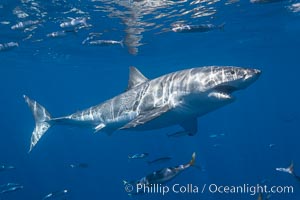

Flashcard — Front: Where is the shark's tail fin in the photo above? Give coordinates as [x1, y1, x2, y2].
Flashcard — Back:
[24, 95, 53, 152]
[189, 152, 196, 166]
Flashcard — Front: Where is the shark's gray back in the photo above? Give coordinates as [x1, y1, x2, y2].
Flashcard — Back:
[68, 68, 190, 125]
[99, 68, 195, 119]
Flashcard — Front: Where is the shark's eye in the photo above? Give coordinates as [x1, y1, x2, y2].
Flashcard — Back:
[230, 70, 235, 75]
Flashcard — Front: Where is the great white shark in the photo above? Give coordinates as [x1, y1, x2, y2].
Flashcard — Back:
[24, 66, 261, 152]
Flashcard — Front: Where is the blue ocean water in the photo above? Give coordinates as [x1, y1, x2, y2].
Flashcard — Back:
[1, 0, 300, 199]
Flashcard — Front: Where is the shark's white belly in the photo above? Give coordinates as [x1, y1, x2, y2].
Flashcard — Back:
[115, 98, 227, 131]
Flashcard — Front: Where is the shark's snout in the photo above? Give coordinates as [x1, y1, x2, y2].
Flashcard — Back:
[253, 69, 261, 78]
[254, 69, 261, 74]
[249, 68, 261, 76]
[243, 68, 261, 82]
[211, 67, 261, 96]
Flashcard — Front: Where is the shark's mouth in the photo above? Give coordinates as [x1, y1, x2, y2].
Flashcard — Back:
[211, 85, 238, 99]
[214, 85, 238, 94]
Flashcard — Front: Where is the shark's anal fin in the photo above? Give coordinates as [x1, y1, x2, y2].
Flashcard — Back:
[120, 105, 170, 129]
[180, 118, 198, 136]
[127, 66, 149, 91]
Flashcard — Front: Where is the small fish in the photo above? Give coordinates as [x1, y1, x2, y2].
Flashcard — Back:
[60, 18, 87, 28]
[147, 156, 172, 165]
[88, 32, 102, 37]
[0, 42, 18, 52]
[250, 0, 284, 3]
[171, 23, 224, 33]
[289, 3, 300, 13]
[209, 133, 226, 138]
[82, 33, 102, 45]
[47, 30, 77, 38]
[88, 39, 123, 47]
[128, 153, 149, 159]
[276, 161, 300, 181]
[63, 8, 85, 15]
[70, 163, 88, 168]
[23, 34, 33, 41]
[0, 183, 20, 189]
[212, 144, 221, 148]
[0, 185, 23, 194]
[276, 161, 294, 175]
[268, 144, 275, 148]
[43, 189, 68, 200]
[0, 165, 15, 171]
[24, 26, 38, 33]
[11, 20, 39, 30]
[47, 31, 67, 38]
[0, 21, 10, 25]
[124, 153, 196, 195]
[209, 134, 218, 138]
[260, 178, 270, 184]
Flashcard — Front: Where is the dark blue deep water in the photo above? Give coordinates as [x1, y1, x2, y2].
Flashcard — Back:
[1, 0, 300, 199]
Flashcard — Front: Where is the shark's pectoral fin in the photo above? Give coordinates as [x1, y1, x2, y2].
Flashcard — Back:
[94, 123, 106, 133]
[120, 105, 170, 129]
[180, 118, 198, 136]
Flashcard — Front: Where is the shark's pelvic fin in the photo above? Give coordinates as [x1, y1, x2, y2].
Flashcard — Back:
[168, 118, 198, 137]
[24, 95, 53, 152]
[127, 66, 149, 90]
[180, 118, 198, 136]
[120, 105, 170, 129]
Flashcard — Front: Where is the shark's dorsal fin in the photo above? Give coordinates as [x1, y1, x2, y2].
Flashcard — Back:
[127, 66, 149, 90]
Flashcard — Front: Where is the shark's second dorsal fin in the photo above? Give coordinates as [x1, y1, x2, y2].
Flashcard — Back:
[127, 66, 149, 90]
